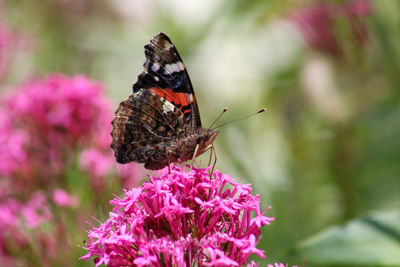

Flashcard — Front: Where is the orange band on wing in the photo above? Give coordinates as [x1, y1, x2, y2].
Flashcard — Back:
[150, 87, 193, 114]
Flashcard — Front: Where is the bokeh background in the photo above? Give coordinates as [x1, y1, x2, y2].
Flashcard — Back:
[1, 0, 400, 266]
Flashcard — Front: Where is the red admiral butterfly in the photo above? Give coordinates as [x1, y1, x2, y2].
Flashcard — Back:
[111, 33, 219, 170]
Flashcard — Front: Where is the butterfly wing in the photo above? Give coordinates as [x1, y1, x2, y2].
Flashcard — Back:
[111, 89, 187, 165]
[132, 32, 202, 131]
[111, 33, 204, 168]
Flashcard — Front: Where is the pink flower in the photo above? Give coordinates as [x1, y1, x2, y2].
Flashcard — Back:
[52, 189, 79, 207]
[80, 149, 114, 179]
[0, 198, 30, 256]
[345, 0, 373, 16]
[267, 263, 299, 267]
[0, 74, 114, 182]
[247, 261, 259, 267]
[116, 163, 142, 188]
[293, 0, 372, 56]
[0, 199, 21, 227]
[0, 110, 29, 176]
[0, 72, 117, 264]
[80, 147, 143, 191]
[6, 74, 112, 147]
[21, 192, 52, 228]
[81, 166, 274, 266]
[205, 247, 239, 266]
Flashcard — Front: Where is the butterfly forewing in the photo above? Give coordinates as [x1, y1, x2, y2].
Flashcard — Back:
[132, 33, 201, 130]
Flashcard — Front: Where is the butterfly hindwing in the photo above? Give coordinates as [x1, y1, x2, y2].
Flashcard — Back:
[111, 89, 187, 164]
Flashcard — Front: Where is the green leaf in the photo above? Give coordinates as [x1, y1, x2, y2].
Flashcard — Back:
[292, 209, 400, 266]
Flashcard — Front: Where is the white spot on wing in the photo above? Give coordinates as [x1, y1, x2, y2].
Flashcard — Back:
[162, 100, 175, 113]
[162, 40, 173, 49]
[154, 76, 159, 81]
[151, 63, 160, 72]
[165, 62, 185, 74]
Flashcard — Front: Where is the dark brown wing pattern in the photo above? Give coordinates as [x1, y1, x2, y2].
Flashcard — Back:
[111, 89, 187, 166]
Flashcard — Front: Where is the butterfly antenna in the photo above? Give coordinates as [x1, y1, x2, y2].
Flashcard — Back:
[208, 107, 228, 130]
[211, 108, 266, 130]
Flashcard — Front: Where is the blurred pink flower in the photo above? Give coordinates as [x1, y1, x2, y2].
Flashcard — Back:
[0, 197, 26, 236]
[80, 149, 114, 178]
[0, 192, 71, 264]
[0, 73, 114, 183]
[80, 148, 142, 189]
[0, 252, 15, 267]
[345, 0, 372, 16]
[52, 189, 79, 207]
[0, 110, 29, 176]
[116, 162, 142, 188]
[21, 192, 52, 228]
[0, 69, 121, 264]
[345, 0, 372, 45]
[79, 148, 115, 192]
[7, 74, 112, 146]
[0, 198, 29, 261]
[293, 0, 372, 56]
[0, 199, 20, 227]
[81, 166, 274, 266]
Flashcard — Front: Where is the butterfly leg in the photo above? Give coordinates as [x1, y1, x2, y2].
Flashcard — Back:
[207, 144, 217, 178]
[190, 144, 200, 171]
[207, 144, 213, 167]
[167, 150, 171, 174]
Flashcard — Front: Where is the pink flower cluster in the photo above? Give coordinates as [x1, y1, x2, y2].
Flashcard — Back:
[81, 166, 274, 266]
[6, 74, 112, 147]
[0, 74, 113, 183]
[293, 0, 372, 56]
[0, 192, 53, 261]
[0, 69, 147, 266]
[0, 71, 141, 204]
[0, 192, 52, 230]
[0, 74, 112, 265]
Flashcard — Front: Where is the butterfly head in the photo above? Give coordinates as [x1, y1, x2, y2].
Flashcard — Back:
[195, 129, 219, 157]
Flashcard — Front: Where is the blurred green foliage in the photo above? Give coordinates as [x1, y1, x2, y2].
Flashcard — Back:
[3, 0, 400, 266]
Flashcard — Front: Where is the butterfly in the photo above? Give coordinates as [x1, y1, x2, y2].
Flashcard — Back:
[111, 33, 219, 170]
